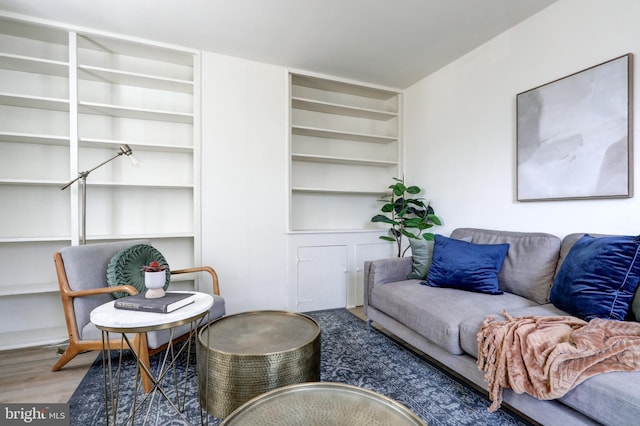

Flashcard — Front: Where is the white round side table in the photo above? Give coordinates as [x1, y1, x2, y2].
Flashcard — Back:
[91, 291, 213, 425]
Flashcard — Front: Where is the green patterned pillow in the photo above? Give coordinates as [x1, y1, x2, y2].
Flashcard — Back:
[107, 244, 170, 298]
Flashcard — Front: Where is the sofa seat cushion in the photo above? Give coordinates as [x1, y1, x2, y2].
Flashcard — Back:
[459, 304, 569, 358]
[458, 304, 640, 426]
[369, 280, 537, 354]
[559, 370, 640, 426]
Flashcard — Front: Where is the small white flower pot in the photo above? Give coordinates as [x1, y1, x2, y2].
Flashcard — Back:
[144, 270, 166, 298]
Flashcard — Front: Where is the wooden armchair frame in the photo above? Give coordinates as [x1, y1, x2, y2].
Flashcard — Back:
[52, 252, 220, 392]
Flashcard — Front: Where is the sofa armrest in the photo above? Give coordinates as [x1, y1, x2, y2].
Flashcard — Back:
[365, 257, 413, 286]
[364, 257, 412, 312]
[364, 257, 413, 309]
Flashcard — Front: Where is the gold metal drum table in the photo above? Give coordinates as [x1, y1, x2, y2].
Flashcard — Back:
[197, 310, 321, 419]
[221, 382, 427, 425]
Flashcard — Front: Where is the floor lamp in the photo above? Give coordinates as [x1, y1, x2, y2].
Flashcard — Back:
[61, 144, 140, 245]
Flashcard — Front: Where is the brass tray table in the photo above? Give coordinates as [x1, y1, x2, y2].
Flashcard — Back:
[221, 382, 426, 425]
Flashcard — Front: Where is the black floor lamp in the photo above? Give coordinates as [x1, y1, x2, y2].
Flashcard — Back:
[61, 144, 140, 245]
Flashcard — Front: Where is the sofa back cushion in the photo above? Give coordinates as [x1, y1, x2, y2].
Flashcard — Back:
[450, 228, 561, 304]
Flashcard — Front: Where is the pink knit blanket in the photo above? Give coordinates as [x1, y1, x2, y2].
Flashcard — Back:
[477, 311, 640, 412]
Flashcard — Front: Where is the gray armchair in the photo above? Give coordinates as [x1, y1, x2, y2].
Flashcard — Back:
[52, 240, 225, 392]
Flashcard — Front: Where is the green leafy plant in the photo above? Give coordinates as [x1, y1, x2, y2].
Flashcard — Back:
[371, 177, 442, 257]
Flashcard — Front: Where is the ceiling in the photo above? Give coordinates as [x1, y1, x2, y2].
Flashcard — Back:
[0, 0, 558, 88]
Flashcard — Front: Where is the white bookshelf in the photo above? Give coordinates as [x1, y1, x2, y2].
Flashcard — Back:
[0, 15, 200, 350]
[289, 73, 401, 231]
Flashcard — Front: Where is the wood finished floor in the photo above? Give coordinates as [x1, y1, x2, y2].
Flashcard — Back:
[0, 343, 96, 403]
[0, 307, 367, 403]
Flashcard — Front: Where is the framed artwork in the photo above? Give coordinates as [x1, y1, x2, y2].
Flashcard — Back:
[516, 54, 633, 201]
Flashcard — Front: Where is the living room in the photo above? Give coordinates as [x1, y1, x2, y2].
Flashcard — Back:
[1, 0, 639, 424]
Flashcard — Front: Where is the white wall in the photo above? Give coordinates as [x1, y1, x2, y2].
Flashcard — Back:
[404, 0, 640, 238]
[200, 52, 290, 314]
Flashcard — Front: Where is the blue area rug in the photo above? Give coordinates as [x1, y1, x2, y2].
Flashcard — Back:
[69, 309, 531, 425]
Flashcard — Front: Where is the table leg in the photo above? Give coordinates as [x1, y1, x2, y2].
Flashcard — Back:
[100, 315, 210, 425]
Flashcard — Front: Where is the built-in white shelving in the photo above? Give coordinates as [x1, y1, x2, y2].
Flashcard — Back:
[289, 73, 401, 231]
[77, 65, 194, 93]
[291, 97, 398, 120]
[0, 52, 69, 76]
[0, 92, 70, 110]
[0, 15, 200, 350]
[0, 131, 70, 145]
[291, 153, 397, 167]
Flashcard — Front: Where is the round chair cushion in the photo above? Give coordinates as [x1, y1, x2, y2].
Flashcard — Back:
[107, 244, 170, 298]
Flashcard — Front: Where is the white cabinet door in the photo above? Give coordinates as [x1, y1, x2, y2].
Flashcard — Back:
[351, 242, 395, 306]
[296, 245, 347, 311]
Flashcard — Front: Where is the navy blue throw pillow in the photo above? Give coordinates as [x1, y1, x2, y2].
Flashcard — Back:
[550, 234, 640, 321]
[425, 235, 509, 294]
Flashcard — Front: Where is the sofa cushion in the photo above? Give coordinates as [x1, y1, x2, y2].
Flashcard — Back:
[426, 235, 509, 294]
[459, 304, 640, 426]
[550, 234, 640, 321]
[558, 233, 640, 322]
[559, 370, 640, 426]
[369, 280, 537, 354]
[459, 304, 569, 358]
[633, 291, 640, 322]
[407, 236, 472, 280]
[450, 228, 561, 304]
[406, 239, 434, 279]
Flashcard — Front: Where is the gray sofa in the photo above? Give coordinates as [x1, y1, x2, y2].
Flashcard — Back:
[364, 228, 640, 426]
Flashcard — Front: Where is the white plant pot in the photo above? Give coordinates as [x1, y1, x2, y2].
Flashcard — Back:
[144, 270, 166, 298]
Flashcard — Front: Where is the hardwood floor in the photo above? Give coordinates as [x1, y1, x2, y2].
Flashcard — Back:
[0, 307, 368, 404]
[0, 343, 101, 403]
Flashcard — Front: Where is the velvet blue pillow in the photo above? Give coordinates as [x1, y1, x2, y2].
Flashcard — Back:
[424, 235, 509, 294]
[550, 234, 640, 321]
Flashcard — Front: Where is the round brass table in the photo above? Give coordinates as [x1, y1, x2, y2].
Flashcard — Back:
[197, 310, 321, 419]
[221, 382, 426, 425]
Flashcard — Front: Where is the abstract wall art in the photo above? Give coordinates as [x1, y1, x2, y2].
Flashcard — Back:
[516, 54, 633, 201]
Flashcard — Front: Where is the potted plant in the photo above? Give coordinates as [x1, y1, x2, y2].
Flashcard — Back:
[141, 260, 168, 298]
[371, 177, 442, 257]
